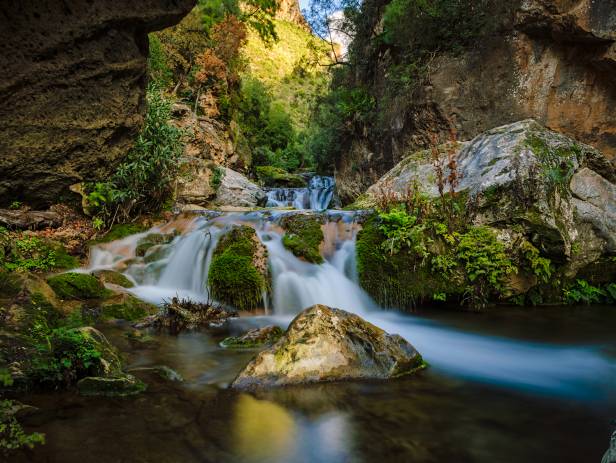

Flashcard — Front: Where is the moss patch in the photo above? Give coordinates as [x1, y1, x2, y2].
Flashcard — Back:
[101, 294, 157, 321]
[220, 325, 283, 349]
[91, 223, 147, 245]
[280, 214, 324, 264]
[92, 270, 134, 288]
[208, 226, 268, 311]
[47, 273, 110, 300]
[256, 166, 306, 188]
[135, 233, 173, 257]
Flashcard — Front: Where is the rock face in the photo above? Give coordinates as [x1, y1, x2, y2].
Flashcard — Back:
[361, 120, 616, 277]
[335, 0, 616, 202]
[213, 168, 267, 208]
[231, 304, 425, 389]
[276, 0, 310, 30]
[0, 0, 196, 208]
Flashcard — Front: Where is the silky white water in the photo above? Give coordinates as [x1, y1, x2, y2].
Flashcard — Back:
[265, 175, 336, 211]
[85, 210, 616, 401]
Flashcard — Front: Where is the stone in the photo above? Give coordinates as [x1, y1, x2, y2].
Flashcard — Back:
[100, 293, 158, 321]
[77, 374, 146, 397]
[363, 120, 616, 260]
[0, 0, 196, 208]
[231, 305, 425, 389]
[213, 168, 267, 208]
[176, 158, 218, 206]
[0, 209, 62, 230]
[47, 272, 110, 300]
[220, 325, 284, 349]
[73, 327, 124, 377]
[603, 431, 616, 463]
[129, 365, 183, 382]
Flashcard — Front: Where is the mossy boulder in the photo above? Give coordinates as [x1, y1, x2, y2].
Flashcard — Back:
[1, 234, 78, 272]
[92, 269, 134, 288]
[101, 293, 158, 321]
[231, 305, 426, 389]
[47, 272, 110, 300]
[208, 226, 269, 311]
[280, 213, 324, 264]
[256, 166, 307, 188]
[77, 374, 146, 397]
[135, 233, 174, 257]
[221, 325, 283, 349]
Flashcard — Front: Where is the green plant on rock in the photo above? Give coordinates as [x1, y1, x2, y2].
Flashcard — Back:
[208, 226, 268, 310]
[520, 241, 552, 283]
[0, 400, 45, 453]
[30, 327, 103, 387]
[563, 279, 605, 305]
[456, 227, 516, 308]
[378, 207, 430, 259]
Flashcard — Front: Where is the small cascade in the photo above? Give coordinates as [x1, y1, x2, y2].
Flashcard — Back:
[265, 175, 335, 210]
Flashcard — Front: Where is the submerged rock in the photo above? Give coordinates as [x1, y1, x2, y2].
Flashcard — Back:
[231, 305, 425, 389]
[221, 325, 284, 349]
[77, 374, 146, 397]
[92, 269, 134, 288]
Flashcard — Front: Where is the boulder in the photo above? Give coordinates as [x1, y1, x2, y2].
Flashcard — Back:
[0, 0, 196, 207]
[213, 168, 267, 208]
[363, 120, 616, 261]
[47, 272, 110, 300]
[231, 305, 425, 389]
[92, 269, 134, 288]
[77, 374, 146, 397]
[175, 158, 218, 206]
[100, 293, 158, 321]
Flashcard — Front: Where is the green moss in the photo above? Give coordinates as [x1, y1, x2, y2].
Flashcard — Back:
[280, 214, 324, 264]
[2, 236, 77, 272]
[0, 270, 21, 298]
[220, 326, 284, 349]
[91, 223, 147, 245]
[208, 226, 267, 311]
[92, 270, 134, 288]
[256, 166, 307, 188]
[47, 273, 111, 300]
[102, 295, 156, 321]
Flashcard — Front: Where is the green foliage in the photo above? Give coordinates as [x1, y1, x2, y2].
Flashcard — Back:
[378, 207, 429, 258]
[525, 134, 578, 191]
[2, 235, 77, 273]
[29, 327, 103, 387]
[208, 226, 267, 310]
[456, 227, 516, 308]
[280, 214, 324, 264]
[148, 34, 174, 88]
[91, 223, 148, 244]
[520, 241, 552, 283]
[47, 273, 110, 300]
[8, 201, 21, 210]
[0, 400, 45, 453]
[199, 0, 279, 42]
[87, 84, 183, 226]
[563, 280, 606, 305]
[211, 166, 224, 191]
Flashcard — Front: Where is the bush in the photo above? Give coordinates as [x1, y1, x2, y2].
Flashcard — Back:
[0, 400, 45, 453]
[87, 84, 183, 226]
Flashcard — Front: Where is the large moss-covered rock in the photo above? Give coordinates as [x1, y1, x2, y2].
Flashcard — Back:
[231, 305, 425, 389]
[47, 272, 110, 300]
[0, 0, 196, 207]
[364, 121, 616, 260]
[208, 226, 269, 311]
[280, 213, 324, 264]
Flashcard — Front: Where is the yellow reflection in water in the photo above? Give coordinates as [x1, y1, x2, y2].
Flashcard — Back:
[233, 394, 297, 461]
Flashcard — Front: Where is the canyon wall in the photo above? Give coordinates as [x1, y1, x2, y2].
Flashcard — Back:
[0, 0, 195, 207]
[336, 0, 616, 202]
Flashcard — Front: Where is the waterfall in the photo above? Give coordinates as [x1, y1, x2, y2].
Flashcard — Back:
[84, 210, 616, 400]
[265, 175, 335, 211]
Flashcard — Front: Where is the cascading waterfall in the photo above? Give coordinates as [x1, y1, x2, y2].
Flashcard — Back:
[265, 175, 336, 211]
[85, 209, 616, 401]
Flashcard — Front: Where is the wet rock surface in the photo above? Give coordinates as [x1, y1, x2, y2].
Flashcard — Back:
[0, 0, 196, 207]
[231, 304, 425, 389]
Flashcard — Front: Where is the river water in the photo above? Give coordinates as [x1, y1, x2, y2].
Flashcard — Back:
[11, 197, 616, 462]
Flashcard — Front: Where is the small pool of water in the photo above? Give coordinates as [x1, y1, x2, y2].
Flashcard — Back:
[12, 305, 616, 463]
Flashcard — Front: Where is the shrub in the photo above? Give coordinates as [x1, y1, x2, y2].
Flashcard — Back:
[563, 280, 606, 305]
[87, 84, 183, 226]
[0, 400, 45, 453]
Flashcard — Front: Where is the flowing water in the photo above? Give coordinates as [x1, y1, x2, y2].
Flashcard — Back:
[265, 175, 336, 211]
[11, 203, 616, 462]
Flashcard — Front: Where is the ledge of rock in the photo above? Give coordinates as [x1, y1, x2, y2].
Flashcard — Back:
[0, 0, 196, 208]
[231, 304, 425, 389]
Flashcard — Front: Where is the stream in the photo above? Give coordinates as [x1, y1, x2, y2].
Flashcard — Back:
[12, 178, 616, 463]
